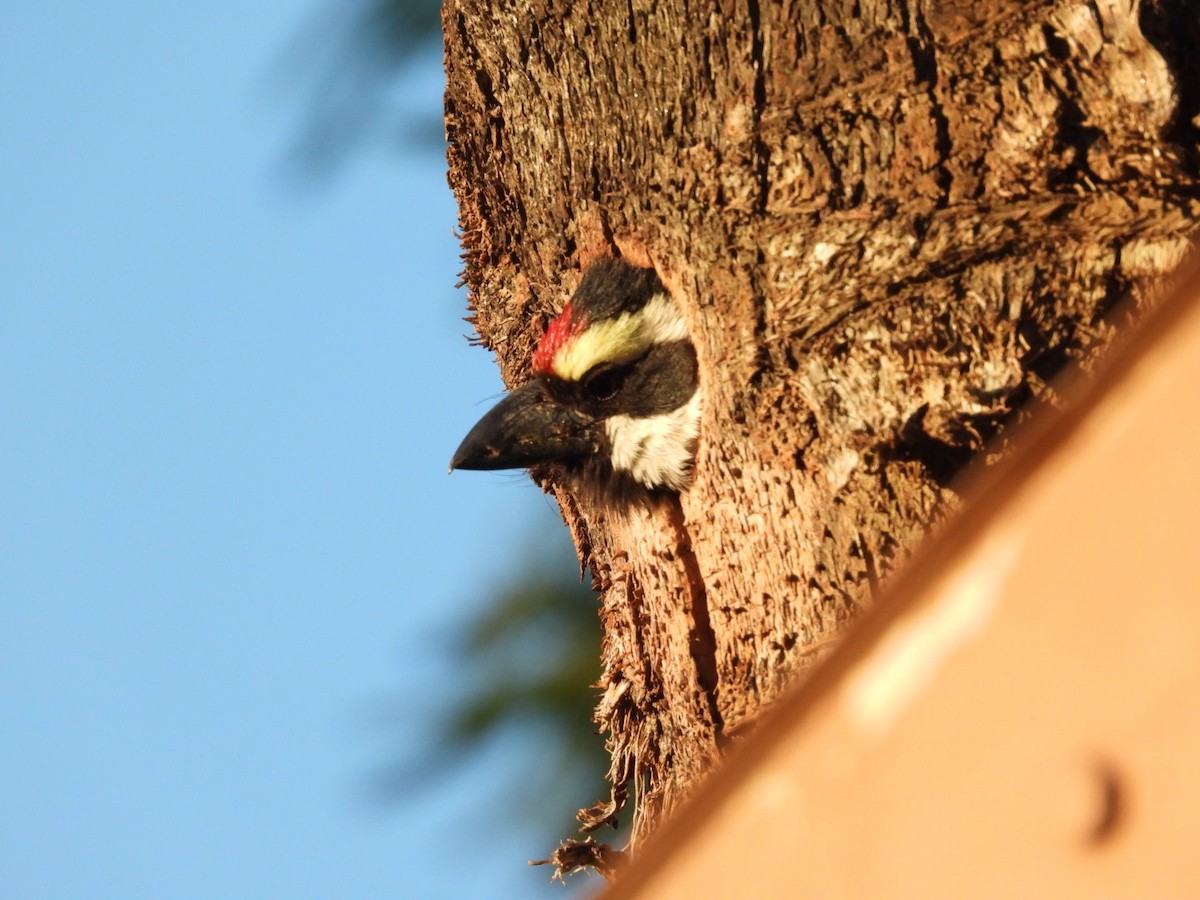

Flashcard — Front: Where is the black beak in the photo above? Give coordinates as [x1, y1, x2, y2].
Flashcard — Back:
[449, 381, 599, 473]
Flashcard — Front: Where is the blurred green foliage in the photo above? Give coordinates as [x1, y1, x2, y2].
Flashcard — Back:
[280, 0, 445, 175]
[370, 527, 612, 842]
[288, 0, 614, 848]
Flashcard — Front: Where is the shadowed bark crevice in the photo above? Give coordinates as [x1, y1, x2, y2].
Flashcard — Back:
[666, 500, 724, 744]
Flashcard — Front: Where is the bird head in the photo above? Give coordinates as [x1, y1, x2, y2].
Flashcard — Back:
[450, 259, 701, 492]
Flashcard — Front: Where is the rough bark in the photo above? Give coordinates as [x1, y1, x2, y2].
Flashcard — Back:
[442, 0, 1200, 853]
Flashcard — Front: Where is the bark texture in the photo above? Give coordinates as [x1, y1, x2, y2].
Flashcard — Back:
[443, 0, 1200, 850]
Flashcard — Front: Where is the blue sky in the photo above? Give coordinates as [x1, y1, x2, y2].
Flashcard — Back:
[1, 3, 587, 897]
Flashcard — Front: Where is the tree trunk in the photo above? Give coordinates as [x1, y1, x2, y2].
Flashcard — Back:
[442, 0, 1200, 856]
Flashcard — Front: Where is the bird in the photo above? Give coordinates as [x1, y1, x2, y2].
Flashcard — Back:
[450, 258, 702, 494]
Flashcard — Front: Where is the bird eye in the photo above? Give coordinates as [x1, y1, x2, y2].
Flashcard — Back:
[581, 364, 628, 402]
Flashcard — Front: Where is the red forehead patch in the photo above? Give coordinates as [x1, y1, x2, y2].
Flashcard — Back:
[531, 303, 589, 376]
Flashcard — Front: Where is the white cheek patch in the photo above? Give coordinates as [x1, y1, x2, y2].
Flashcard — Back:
[605, 388, 703, 490]
[553, 293, 688, 382]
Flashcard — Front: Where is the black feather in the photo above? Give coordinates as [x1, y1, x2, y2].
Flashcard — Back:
[569, 259, 665, 321]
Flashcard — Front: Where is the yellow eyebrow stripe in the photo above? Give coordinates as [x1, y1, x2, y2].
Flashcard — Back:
[551, 293, 687, 382]
[552, 314, 642, 381]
